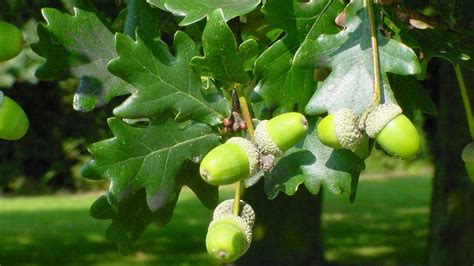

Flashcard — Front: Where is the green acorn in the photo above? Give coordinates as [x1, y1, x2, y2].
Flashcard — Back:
[317, 108, 364, 150]
[200, 137, 259, 186]
[0, 96, 29, 140]
[365, 104, 421, 160]
[461, 142, 474, 182]
[206, 200, 255, 263]
[0, 21, 23, 62]
[254, 112, 308, 156]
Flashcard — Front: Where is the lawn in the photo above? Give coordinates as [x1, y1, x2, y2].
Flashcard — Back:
[0, 175, 431, 265]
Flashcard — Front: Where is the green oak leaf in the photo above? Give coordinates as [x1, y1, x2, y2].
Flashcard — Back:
[148, 0, 261, 26]
[388, 74, 437, 120]
[264, 149, 315, 199]
[108, 31, 229, 125]
[253, 0, 343, 114]
[241, 9, 283, 49]
[90, 161, 218, 254]
[32, 0, 134, 111]
[302, 120, 365, 201]
[190, 9, 251, 85]
[82, 117, 220, 214]
[124, 0, 162, 41]
[294, 0, 421, 115]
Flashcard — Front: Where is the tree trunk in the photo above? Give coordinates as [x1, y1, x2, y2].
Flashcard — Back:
[235, 181, 324, 266]
[427, 61, 474, 266]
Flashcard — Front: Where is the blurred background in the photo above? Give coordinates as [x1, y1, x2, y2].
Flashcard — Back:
[0, 0, 472, 265]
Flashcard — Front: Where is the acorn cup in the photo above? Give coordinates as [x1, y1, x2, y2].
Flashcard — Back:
[317, 108, 364, 150]
[365, 104, 421, 160]
[200, 137, 259, 186]
[0, 96, 29, 140]
[461, 142, 474, 182]
[206, 200, 255, 263]
[254, 112, 308, 156]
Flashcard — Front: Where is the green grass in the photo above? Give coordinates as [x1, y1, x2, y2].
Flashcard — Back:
[0, 175, 431, 265]
[323, 175, 431, 266]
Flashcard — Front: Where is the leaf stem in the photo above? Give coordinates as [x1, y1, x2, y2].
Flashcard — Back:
[233, 96, 255, 216]
[359, 0, 383, 129]
[454, 63, 474, 139]
[239, 96, 255, 142]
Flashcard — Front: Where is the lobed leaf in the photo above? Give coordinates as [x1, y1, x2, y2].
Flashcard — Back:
[108, 31, 230, 125]
[294, 0, 421, 115]
[32, 0, 134, 111]
[190, 9, 251, 85]
[82, 118, 220, 210]
[253, 0, 343, 113]
[148, 0, 261, 26]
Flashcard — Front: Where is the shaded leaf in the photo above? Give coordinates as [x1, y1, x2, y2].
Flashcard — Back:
[125, 0, 162, 41]
[32, 0, 134, 111]
[264, 149, 315, 199]
[388, 73, 437, 119]
[108, 31, 229, 125]
[294, 0, 421, 115]
[190, 9, 250, 85]
[89, 161, 218, 254]
[148, 0, 261, 26]
[253, 0, 343, 113]
[403, 28, 474, 71]
[241, 9, 283, 49]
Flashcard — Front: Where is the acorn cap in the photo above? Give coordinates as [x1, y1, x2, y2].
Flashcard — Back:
[226, 137, 260, 176]
[209, 214, 253, 244]
[334, 108, 363, 150]
[213, 199, 256, 229]
[254, 120, 283, 156]
[365, 104, 402, 138]
[462, 142, 474, 163]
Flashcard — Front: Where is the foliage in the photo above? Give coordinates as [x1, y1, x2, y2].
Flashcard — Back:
[29, 0, 473, 256]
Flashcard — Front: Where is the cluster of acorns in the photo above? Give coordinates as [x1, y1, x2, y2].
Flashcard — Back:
[199, 104, 421, 262]
[199, 112, 308, 263]
[0, 21, 29, 141]
[317, 104, 421, 159]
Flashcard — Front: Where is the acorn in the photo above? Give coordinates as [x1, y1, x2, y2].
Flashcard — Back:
[254, 112, 308, 156]
[317, 108, 364, 150]
[0, 21, 23, 62]
[365, 104, 421, 160]
[461, 142, 474, 182]
[200, 137, 259, 186]
[206, 200, 255, 263]
[0, 96, 29, 140]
